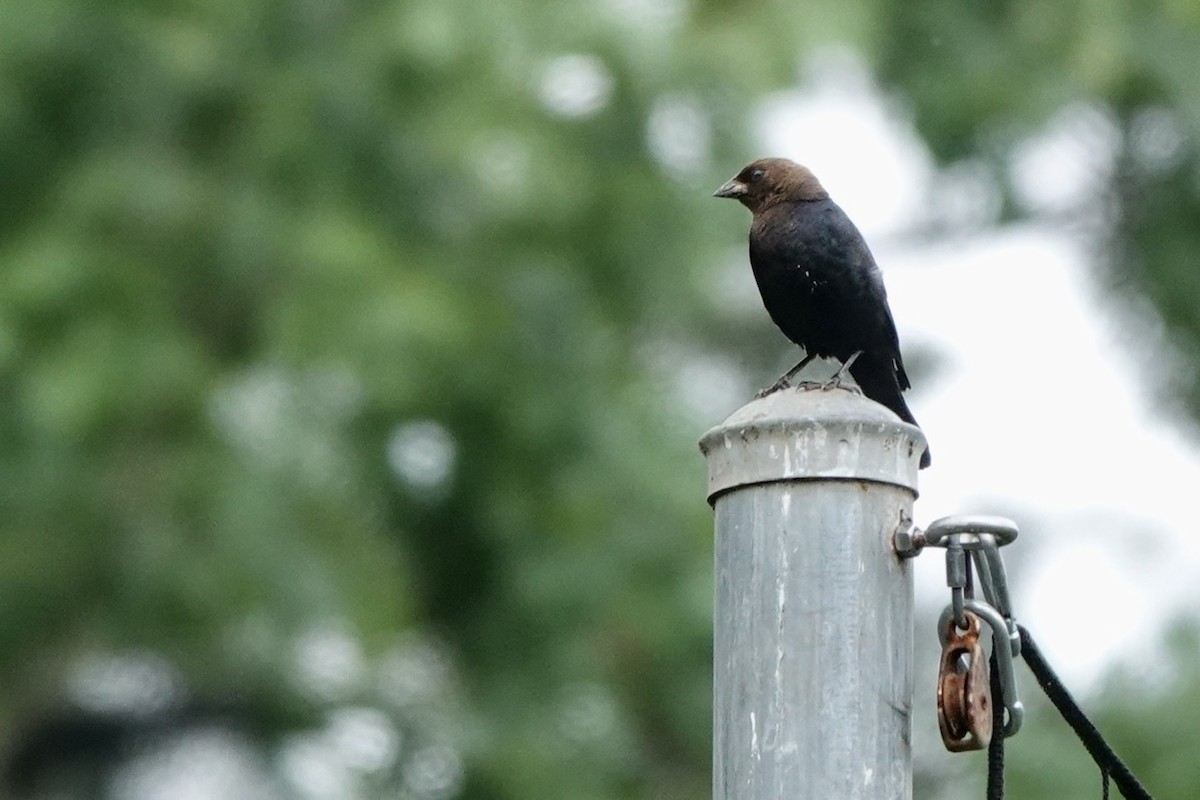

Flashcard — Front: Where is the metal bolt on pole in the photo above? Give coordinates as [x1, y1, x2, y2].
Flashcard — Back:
[700, 386, 926, 800]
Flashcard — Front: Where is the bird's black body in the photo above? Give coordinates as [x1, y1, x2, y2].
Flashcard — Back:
[715, 157, 930, 468]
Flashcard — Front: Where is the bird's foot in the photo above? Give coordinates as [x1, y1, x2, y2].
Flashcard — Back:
[819, 374, 862, 394]
[820, 351, 863, 393]
[756, 353, 818, 398]
[754, 377, 791, 399]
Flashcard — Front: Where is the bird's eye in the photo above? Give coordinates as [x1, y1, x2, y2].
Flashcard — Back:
[750, 168, 765, 182]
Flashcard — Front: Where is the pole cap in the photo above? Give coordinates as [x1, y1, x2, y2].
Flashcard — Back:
[698, 387, 925, 505]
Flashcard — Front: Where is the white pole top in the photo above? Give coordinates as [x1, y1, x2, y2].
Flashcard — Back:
[699, 386, 926, 504]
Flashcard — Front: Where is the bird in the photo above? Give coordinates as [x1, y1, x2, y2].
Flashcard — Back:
[714, 157, 931, 468]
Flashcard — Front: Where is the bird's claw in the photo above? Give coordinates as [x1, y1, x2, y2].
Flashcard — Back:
[755, 377, 861, 398]
[754, 378, 791, 399]
[819, 351, 862, 393]
[757, 352, 863, 397]
[819, 374, 861, 394]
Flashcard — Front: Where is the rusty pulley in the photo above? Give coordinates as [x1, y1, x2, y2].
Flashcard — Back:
[937, 611, 993, 752]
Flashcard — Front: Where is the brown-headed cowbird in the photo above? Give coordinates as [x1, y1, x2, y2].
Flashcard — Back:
[714, 157, 931, 468]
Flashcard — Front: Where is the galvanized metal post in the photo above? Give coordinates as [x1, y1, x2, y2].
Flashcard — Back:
[700, 387, 925, 800]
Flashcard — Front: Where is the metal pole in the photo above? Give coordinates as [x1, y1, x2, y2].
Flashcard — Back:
[700, 387, 925, 800]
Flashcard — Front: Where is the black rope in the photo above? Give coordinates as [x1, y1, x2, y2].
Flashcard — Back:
[986, 644, 1004, 800]
[1016, 624, 1153, 800]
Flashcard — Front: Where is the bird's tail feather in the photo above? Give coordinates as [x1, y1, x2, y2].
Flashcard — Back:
[849, 355, 932, 469]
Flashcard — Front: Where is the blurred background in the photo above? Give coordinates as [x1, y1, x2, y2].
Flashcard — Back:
[3, 0, 1200, 798]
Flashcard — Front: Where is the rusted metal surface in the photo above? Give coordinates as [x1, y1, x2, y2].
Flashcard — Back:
[937, 612, 993, 752]
[940, 600, 1024, 737]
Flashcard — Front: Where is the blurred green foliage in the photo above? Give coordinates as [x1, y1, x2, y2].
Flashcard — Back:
[0, 1, 774, 797]
[2, 0, 1200, 798]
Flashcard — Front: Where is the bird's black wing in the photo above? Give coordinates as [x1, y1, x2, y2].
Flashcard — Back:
[747, 198, 928, 466]
[749, 200, 909, 389]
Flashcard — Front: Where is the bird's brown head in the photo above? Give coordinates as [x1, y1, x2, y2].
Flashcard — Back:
[712, 158, 829, 213]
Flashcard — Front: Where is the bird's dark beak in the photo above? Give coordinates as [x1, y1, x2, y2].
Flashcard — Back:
[713, 178, 748, 199]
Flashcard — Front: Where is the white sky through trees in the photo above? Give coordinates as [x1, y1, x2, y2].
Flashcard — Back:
[756, 55, 1200, 687]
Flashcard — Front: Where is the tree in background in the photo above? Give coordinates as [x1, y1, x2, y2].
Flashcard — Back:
[1, 0, 1199, 798]
[0, 1, 774, 797]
